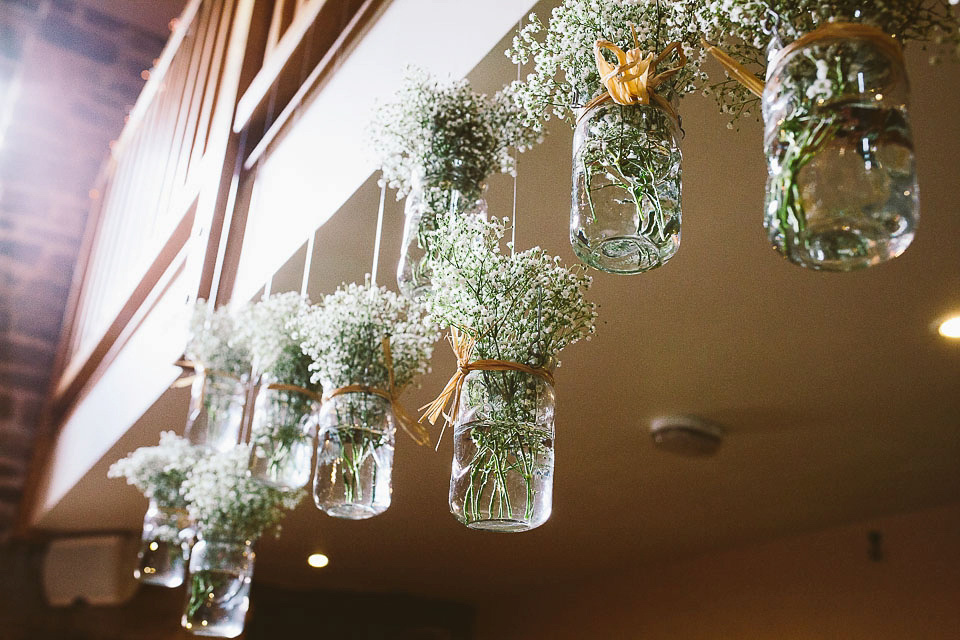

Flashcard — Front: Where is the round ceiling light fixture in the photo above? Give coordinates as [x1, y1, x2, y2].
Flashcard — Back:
[649, 415, 725, 456]
[307, 553, 329, 568]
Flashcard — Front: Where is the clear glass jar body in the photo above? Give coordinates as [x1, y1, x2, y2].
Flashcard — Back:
[449, 368, 556, 532]
[762, 34, 918, 270]
[572, 102, 682, 274]
[248, 379, 317, 490]
[397, 178, 487, 301]
[181, 537, 254, 638]
[185, 368, 247, 453]
[313, 392, 395, 520]
[135, 500, 193, 588]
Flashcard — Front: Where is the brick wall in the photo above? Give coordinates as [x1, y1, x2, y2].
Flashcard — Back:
[0, 0, 178, 537]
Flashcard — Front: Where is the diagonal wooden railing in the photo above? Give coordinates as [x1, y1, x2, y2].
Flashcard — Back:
[17, 0, 389, 535]
[51, 0, 247, 419]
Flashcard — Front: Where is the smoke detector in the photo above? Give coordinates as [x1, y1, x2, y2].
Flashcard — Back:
[649, 415, 724, 456]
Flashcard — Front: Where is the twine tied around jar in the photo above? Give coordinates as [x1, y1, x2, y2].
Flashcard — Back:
[322, 336, 430, 446]
[580, 25, 687, 125]
[263, 382, 322, 401]
[170, 360, 246, 388]
[702, 22, 904, 99]
[419, 328, 556, 446]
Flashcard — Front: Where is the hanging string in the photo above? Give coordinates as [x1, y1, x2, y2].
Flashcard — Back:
[370, 182, 387, 287]
[510, 17, 522, 256]
[297, 19, 319, 296]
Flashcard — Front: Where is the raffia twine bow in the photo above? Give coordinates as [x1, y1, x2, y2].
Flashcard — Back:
[322, 336, 430, 446]
[702, 22, 903, 99]
[170, 360, 245, 389]
[581, 25, 687, 125]
[264, 382, 323, 402]
[418, 328, 556, 441]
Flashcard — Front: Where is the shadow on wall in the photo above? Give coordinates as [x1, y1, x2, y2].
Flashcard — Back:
[0, 541, 474, 640]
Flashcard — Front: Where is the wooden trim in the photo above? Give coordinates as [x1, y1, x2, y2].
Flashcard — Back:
[14, 246, 191, 538]
[189, 0, 256, 303]
[114, 0, 203, 155]
[46, 167, 113, 414]
[232, 0, 329, 133]
[242, 0, 385, 169]
[187, 0, 235, 177]
[211, 133, 258, 306]
[50, 206, 196, 418]
[153, 0, 216, 223]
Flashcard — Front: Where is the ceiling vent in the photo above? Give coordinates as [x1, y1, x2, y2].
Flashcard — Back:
[649, 415, 724, 456]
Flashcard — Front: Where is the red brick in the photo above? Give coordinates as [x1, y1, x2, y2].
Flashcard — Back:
[0, 239, 43, 266]
[0, 393, 12, 420]
[0, 423, 36, 458]
[0, 340, 54, 373]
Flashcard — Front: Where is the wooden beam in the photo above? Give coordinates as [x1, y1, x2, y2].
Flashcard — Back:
[49, 205, 196, 420]
[233, 0, 330, 133]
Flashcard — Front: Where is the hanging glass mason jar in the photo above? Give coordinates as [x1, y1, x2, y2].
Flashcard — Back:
[397, 174, 487, 301]
[135, 499, 193, 588]
[248, 378, 317, 490]
[762, 29, 918, 270]
[571, 102, 682, 274]
[181, 536, 254, 638]
[449, 365, 556, 532]
[185, 367, 247, 453]
[313, 392, 395, 519]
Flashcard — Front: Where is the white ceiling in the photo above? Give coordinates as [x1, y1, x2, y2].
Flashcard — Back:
[39, 1, 960, 605]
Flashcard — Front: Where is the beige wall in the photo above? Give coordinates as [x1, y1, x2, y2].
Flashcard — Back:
[477, 502, 960, 640]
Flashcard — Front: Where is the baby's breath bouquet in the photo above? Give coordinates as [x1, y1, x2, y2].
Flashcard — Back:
[509, 0, 706, 274]
[370, 65, 541, 202]
[109, 432, 203, 586]
[422, 215, 596, 531]
[186, 300, 251, 378]
[508, 1, 706, 126]
[298, 280, 438, 518]
[238, 292, 318, 489]
[184, 300, 252, 451]
[108, 431, 201, 508]
[298, 281, 438, 391]
[180, 444, 302, 541]
[180, 444, 302, 633]
[696, 0, 960, 121]
[697, 0, 958, 270]
[370, 66, 541, 299]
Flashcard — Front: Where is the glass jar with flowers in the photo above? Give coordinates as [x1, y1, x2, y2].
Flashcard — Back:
[508, 1, 707, 274]
[239, 293, 319, 490]
[179, 445, 302, 638]
[370, 67, 540, 300]
[183, 301, 251, 452]
[108, 432, 202, 588]
[297, 280, 438, 520]
[698, 0, 959, 270]
[421, 215, 597, 532]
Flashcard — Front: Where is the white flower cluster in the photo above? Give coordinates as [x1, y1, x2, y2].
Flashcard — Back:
[107, 431, 202, 507]
[186, 300, 251, 377]
[296, 280, 439, 391]
[369, 66, 541, 200]
[179, 443, 303, 542]
[507, 0, 708, 128]
[696, 0, 960, 119]
[237, 292, 316, 389]
[424, 215, 598, 367]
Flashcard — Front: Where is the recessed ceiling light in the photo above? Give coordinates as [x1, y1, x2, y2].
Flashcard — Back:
[939, 315, 960, 339]
[307, 553, 329, 568]
[649, 415, 725, 456]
